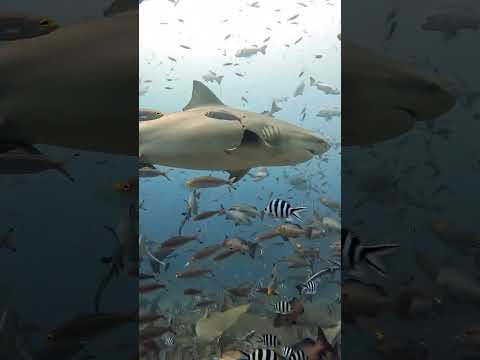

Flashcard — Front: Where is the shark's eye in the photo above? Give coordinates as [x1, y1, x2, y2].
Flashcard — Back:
[123, 184, 131, 191]
[47, 333, 54, 341]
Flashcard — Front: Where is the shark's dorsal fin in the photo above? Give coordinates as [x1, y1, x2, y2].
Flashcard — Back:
[183, 80, 224, 111]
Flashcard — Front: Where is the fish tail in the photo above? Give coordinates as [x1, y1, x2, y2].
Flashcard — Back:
[291, 207, 307, 222]
[295, 284, 303, 295]
[361, 243, 400, 277]
[249, 243, 258, 259]
[259, 45, 267, 54]
[260, 210, 266, 221]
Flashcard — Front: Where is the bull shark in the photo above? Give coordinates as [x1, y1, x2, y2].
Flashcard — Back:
[139, 80, 331, 182]
[343, 42, 456, 146]
[0, 11, 137, 156]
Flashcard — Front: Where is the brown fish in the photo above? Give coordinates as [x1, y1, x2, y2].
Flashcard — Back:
[185, 176, 234, 189]
[184, 288, 203, 296]
[176, 268, 214, 279]
[140, 325, 175, 341]
[223, 237, 258, 258]
[139, 283, 167, 294]
[227, 285, 252, 297]
[188, 243, 224, 263]
[161, 234, 200, 248]
[46, 312, 136, 342]
[213, 249, 240, 261]
[193, 207, 225, 221]
[255, 230, 279, 242]
[139, 313, 167, 324]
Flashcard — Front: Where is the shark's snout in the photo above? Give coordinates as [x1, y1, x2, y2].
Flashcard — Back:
[414, 81, 456, 120]
[304, 133, 331, 155]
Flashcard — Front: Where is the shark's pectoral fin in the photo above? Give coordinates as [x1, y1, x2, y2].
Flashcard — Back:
[183, 80, 225, 111]
[226, 169, 250, 183]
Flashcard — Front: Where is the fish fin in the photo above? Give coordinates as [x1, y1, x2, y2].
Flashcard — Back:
[248, 242, 258, 259]
[227, 169, 250, 183]
[361, 244, 400, 276]
[183, 80, 225, 110]
[259, 44, 267, 54]
[291, 207, 306, 222]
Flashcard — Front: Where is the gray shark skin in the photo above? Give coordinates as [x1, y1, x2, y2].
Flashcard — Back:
[0, 11, 138, 156]
[343, 42, 456, 146]
[139, 81, 331, 177]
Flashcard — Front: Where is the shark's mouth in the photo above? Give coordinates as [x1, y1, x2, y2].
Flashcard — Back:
[307, 149, 317, 155]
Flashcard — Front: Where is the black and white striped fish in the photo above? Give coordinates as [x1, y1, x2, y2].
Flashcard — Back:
[241, 348, 280, 360]
[342, 228, 399, 277]
[281, 346, 294, 358]
[287, 349, 308, 360]
[296, 279, 319, 295]
[164, 335, 175, 346]
[264, 199, 306, 222]
[257, 334, 281, 348]
[272, 300, 292, 314]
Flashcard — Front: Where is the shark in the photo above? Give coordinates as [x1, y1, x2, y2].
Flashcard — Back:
[139, 80, 331, 182]
[343, 42, 456, 146]
[0, 11, 138, 156]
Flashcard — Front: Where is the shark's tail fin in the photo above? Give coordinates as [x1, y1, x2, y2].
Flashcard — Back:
[291, 207, 307, 222]
[360, 243, 400, 277]
[259, 45, 267, 55]
[216, 75, 224, 85]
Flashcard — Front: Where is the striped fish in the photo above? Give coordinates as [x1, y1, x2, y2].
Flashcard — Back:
[297, 279, 319, 295]
[281, 346, 294, 358]
[241, 348, 280, 360]
[287, 349, 308, 360]
[272, 300, 292, 314]
[264, 199, 306, 222]
[342, 228, 399, 277]
[257, 334, 281, 348]
[164, 335, 175, 346]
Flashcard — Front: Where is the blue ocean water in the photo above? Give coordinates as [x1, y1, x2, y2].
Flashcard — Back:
[139, 0, 340, 312]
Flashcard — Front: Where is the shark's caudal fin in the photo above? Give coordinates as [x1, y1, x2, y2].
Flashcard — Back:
[183, 80, 225, 111]
[360, 244, 400, 277]
[258, 45, 267, 54]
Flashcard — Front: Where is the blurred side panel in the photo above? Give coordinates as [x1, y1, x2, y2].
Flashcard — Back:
[342, 0, 479, 359]
[0, 1, 138, 359]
